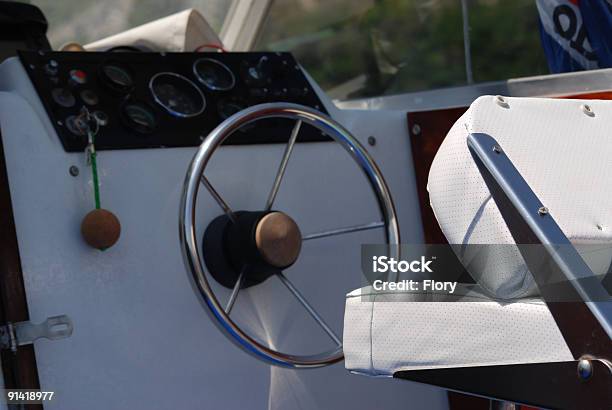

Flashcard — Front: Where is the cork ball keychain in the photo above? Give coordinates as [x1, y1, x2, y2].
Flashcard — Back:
[79, 108, 121, 250]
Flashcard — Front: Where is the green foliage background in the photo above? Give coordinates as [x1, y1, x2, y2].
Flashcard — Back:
[258, 0, 549, 98]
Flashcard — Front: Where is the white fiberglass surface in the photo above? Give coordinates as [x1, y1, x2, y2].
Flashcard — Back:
[0, 58, 441, 409]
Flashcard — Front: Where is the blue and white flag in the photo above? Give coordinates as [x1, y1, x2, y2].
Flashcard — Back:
[537, 0, 612, 73]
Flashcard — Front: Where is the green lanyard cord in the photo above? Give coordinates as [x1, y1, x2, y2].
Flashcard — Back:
[87, 128, 101, 210]
[90, 150, 101, 210]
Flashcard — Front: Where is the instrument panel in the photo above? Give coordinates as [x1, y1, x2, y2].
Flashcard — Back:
[19, 51, 329, 152]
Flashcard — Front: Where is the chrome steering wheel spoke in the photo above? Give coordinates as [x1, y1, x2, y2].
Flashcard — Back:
[225, 267, 246, 315]
[200, 175, 237, 224]
[277, 272, 342, 346]
[265, 120, 302, 211]
[302, 221, 385, 241]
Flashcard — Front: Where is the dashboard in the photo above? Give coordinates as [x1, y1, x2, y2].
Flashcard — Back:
[18, 51, 329, 152]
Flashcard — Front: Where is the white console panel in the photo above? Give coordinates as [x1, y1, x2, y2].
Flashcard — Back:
[0, 57, 442, 410]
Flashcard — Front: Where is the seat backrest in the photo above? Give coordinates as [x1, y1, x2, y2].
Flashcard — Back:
[427, 95, 612, 299]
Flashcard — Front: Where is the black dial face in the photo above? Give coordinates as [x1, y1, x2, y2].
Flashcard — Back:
[51, 87, 75, 107]
[149, 72, 205, 118]
[100, 63, 134, 92]
[121, 101, 157, 134]
[194, 58, 236, 91]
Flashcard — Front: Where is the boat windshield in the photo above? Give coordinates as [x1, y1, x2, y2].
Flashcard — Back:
[256, 0, 550, 99]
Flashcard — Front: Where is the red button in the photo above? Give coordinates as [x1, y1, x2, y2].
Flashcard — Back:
[69, 69, 87, 85]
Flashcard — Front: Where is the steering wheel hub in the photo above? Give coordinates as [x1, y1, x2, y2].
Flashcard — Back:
[255, 212, 302, 268]
[203, 210, 302, 289]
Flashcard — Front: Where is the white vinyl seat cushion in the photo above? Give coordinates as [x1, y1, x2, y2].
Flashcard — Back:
[428, 96, 612, 299]
[343, 285, 572, 376]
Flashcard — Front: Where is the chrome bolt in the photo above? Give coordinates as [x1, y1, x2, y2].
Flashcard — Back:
[496, 95, 509, 108]
[581, 104, 595, 117]
[492, 145, 502, 154]
[69, 166, 79, 177]
[411, 124, 421, 136]
[577, 358, 593, 380]
[368, 136, 376, 146]
[538, 206, 549, 216]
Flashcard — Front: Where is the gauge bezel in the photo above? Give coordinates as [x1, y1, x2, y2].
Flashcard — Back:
[193, 58, 236, 91]
[119, 100, 158, 134]
[51, 87, 76, 107]
[149, 72, 206, 118]
[99, 62, 135, 94]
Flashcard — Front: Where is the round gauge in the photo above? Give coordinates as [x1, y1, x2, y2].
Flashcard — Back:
[120, 101, 157, 134]
[51, 87, 75, 107]
[193, 58, 236, 91]
[80, 89, 99, 106]
[149, 72, 206, 118]
[100, 63, 134, 93]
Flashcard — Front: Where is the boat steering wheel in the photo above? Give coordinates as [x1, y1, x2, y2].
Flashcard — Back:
[179, 103, 400, 368]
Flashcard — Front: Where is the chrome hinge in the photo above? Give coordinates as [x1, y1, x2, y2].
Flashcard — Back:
[0, 315, 73, 353]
